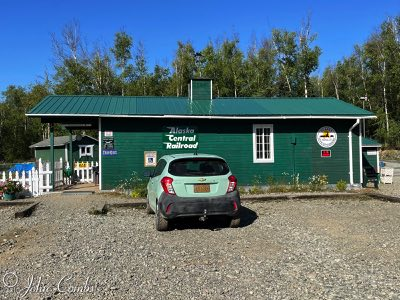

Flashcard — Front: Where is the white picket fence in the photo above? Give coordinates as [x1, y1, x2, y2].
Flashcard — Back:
[0, 158, 61, 197]
[73, 161, 99, 183]
[0, 158, 98, 197]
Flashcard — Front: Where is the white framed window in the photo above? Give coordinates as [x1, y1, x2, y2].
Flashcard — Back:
[79, 145, 94, 158]
[253, 124, 274, 163]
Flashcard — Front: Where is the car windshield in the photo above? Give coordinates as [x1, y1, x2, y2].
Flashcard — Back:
[168, 158, 230, 177]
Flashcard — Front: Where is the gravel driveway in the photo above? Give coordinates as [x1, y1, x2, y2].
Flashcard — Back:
[0, 194, 400, 299]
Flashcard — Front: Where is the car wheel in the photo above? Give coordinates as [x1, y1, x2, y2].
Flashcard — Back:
[145, 198, 154, 215]
[155, 206, 169, 231]
[229, 217, 240, 228]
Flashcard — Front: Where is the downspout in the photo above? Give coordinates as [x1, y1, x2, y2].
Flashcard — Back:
[359, 123, 363, 186]
[377, 148, 380, 173]
[348, 119, 360, 185]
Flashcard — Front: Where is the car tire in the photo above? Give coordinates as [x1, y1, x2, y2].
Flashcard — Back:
[229, 217, 241, 228]
[155, 207, 169, 231]
[145, 198, 154, 215]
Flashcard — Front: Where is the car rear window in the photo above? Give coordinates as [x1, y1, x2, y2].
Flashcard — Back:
[168, 158, 230, 176]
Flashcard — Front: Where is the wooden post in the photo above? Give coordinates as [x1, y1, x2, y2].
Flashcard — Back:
[69, 130, 73, 178]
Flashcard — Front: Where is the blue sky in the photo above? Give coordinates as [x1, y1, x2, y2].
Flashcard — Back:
[0, 0, 399, 95]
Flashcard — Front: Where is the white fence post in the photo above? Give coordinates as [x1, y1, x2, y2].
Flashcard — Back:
[73, 161, 96, 183]
[1, 159, 98, 199]
[32, 167, 39, 197]
[55, 157, 63, 188]
[0, 164, 41, 198]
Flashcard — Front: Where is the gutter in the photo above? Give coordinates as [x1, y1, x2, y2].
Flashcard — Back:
[348, 119, 360, 185]
[25, 113, 377, 120]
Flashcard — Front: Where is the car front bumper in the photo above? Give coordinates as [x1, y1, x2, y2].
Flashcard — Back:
[158, 190, 241, 219]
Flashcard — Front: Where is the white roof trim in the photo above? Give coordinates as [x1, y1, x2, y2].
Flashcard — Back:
[362, 145, 382, 148]
[26, 113, 377, 120]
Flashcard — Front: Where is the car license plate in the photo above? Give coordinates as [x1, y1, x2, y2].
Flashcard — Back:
[194, 184, 210, 193]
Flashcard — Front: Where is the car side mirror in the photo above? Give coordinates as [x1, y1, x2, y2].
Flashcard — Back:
[143, 170, 153, 178]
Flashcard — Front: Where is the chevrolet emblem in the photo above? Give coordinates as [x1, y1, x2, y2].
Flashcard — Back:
[198, 178, 206, 182]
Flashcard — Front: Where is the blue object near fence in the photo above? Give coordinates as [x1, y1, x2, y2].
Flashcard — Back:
[8, 163, 35, 174]
[379, 161, 385, 168]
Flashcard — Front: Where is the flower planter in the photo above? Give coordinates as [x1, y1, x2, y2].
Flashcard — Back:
[3, 193, 16, 201]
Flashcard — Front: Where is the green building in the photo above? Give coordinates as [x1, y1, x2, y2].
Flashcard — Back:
[30, 135, 99, 164]
[27, 79, 376, 190]
[362, 137, 382, 172]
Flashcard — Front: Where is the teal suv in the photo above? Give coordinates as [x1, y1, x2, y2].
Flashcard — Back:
[145, 154, 241, 231]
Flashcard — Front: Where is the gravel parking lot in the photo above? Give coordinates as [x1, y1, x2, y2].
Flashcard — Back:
[0, 193, 400, 299]
[378, 160, 400, 197]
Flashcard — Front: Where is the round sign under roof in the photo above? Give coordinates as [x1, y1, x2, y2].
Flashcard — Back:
[316, 126, 337, 148]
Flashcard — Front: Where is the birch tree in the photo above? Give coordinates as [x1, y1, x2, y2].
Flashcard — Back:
[132, 41, 148, 96]
[297, 18, 321, 98]
[220, 37, 244, 97]
[271, 29, 297, 96]
[111, 31, 133, 96]
[171, 41, 196, 96]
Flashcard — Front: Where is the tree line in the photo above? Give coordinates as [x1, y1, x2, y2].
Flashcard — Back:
[1, 16, 399, 162]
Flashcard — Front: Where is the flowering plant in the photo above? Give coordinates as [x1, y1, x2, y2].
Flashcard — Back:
[308, 174, 328, 191]
[0, 180, 24, 194]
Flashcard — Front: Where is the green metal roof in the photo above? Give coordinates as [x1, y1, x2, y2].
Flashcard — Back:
[362, 137, 382, 147]
[27, 95, 375, 119]
[29, 135, 98, 148]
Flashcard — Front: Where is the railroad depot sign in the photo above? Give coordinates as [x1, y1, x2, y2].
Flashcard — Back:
[316, 126, 337, 148]
[163, 126, 199, 150]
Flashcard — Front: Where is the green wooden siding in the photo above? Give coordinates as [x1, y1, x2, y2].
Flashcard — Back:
[362, 148, 379, 171]
[35, 147, 65, 162]
[101, 118, 361, 189]
[191, 80, 212, 100]
[34, 136, 98, 163]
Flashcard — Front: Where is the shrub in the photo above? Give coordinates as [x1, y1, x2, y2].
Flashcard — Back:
[117, 172, 147, 198]
[266, 173, 330, 193]
[267, 184, 290, 193]
[238, 186, 248, 195]
[248, 175, 265, 194]
[248, 186, 265, 194]
[266, 176, 289, 193]
[308, 175, 328, 191]
[336, 179, 347, 191]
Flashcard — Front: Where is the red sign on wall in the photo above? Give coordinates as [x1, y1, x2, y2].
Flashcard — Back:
[321, 150, 331, 157]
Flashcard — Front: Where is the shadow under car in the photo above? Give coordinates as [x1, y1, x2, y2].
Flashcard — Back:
[169, 205, 258, 231]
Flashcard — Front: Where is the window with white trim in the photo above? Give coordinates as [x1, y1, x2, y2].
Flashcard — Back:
[253, 124, 274, 163]
[79, 145, 94, 158]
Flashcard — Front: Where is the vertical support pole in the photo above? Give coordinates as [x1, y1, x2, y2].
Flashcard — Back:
[69, 130, 73, 177]
[98, 117, 102, 190]
[50, 123, 55, 191]
[359, 123, 363, 185]
[291, 135, 296, 183]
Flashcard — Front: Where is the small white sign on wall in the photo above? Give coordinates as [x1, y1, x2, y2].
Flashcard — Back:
[144, 151, 157, 167]
[104, 131, 113, 137]
[367, 150, 377, 156]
